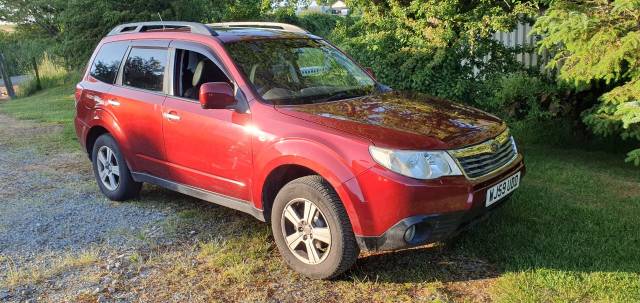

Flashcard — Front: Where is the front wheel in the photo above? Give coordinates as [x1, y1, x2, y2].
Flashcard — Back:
[271, 175, 359, 279]
[91, 134, 141, 201]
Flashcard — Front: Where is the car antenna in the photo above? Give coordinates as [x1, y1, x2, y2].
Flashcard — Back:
[157, 12, 166, 31]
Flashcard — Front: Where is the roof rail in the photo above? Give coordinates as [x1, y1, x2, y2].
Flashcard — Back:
[107, 21, 217, 36]
[208, 22, 309, 34]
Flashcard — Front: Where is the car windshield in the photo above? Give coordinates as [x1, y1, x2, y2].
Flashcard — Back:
[224, 38, 376, 105]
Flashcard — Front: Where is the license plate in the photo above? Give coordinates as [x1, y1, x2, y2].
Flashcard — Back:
[485, 171, 521, 207]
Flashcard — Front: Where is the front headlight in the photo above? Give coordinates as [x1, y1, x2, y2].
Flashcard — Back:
[369, 146, 463, 180]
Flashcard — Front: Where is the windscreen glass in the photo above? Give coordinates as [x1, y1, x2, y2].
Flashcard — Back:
[225, 39, 375, 105]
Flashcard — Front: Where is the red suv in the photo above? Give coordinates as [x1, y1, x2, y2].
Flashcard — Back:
[75, 21, 525, 279]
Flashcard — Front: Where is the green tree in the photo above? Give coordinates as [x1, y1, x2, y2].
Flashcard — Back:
[0, 0, 280, 68]
[533, 0, 640, 165]
[0, 0, 62, 37]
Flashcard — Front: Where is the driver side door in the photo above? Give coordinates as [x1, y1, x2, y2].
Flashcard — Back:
[161, 42, 253, 201]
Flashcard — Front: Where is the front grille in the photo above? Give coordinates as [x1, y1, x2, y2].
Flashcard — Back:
[452, 136, 517, 179]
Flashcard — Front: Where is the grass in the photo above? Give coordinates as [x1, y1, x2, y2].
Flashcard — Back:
[1, 85, 639, 301]
[459, 145, 640, 301]
[17, 54, 82, 98]
[0, 85, 78, 151]
[1, 250, 99, 288]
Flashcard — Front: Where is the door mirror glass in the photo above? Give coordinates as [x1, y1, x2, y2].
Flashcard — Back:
[199, 82, 236, 109]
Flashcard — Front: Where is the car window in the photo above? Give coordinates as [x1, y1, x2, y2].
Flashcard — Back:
[173, 49, 230, 100]
[89, 42, 128, 84]
[122, 47, 168, 92]
[225, 39, 375, 105]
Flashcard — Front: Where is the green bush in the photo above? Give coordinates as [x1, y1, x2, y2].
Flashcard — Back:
[330, 25, 536, 109]
[296, 12, 340, 38]
[327, 2, 538, 107]
[478, 72, 562, 120]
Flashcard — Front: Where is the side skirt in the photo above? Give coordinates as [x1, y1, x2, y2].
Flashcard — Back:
[131, 172, 265, 221]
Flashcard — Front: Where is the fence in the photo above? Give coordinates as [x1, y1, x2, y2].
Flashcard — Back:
[492, 21, 549, 69]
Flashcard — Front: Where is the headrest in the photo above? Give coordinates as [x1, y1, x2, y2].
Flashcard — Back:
[193, 60, 205, 87]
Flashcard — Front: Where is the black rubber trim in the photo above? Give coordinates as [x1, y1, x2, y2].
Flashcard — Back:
[131, 172, 264, 221]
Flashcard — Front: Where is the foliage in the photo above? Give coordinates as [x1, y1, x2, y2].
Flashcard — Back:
[18, 53, 80, 97]
[295, 12, 340, 37]
[330, 1, 539, 105]
[533, 0, 640, 164]
[57, 0, 213, 69]
[0, 28, 51, 76]
[0, 0, 61, 37]
[479, 71, 562, 120]
[265, 9, 340, 37]
[0, 0, 275, 69]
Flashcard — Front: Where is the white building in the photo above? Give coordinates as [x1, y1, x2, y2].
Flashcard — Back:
[297, 1, 349, 16]
[330, 1, 349, 16]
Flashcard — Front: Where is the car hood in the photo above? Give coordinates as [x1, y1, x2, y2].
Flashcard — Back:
[275, 91, 506, 150]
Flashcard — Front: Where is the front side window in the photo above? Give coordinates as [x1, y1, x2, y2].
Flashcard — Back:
[225, 39, 375, 105]
[122, 48, 168, 92]
[173, 49, 231, 100]
[89, 42, 128, 84]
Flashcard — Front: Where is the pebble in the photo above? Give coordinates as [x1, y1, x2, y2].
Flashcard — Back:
[0, 290, 10, 300]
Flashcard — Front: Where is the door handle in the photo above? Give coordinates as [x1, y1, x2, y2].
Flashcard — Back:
[163, 112, 181, 121]
[88, 94, 103, 105]
[107, 99, 120, 106]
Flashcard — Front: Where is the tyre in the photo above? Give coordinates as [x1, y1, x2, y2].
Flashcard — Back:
[271, 175, 359, 279]
[91, 134, 141, 201]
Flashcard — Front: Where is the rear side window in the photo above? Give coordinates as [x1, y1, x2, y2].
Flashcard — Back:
[122, 48, 168, 92]
[89, 42, 128, 84]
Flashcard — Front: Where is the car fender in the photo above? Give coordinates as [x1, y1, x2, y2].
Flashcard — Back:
[253, 138, 369, 233]
[84, 109, 135, 169]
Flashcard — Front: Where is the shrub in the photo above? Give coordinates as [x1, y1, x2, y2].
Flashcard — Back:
[328, 1, 538, 106]
[478, 72, 562, 120]
[297, 12, 340, 38]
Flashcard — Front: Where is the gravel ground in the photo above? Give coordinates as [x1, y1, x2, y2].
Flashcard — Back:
[0, 114, 204, 302]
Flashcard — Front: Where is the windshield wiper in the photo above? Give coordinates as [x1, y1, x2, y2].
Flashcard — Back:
[316, 90, 365, 103]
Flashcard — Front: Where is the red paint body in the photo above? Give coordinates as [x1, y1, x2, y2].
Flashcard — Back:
[75, 29, 525, 238]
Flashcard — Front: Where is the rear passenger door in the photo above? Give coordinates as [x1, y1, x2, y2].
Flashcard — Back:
[109, 40, 170, 178]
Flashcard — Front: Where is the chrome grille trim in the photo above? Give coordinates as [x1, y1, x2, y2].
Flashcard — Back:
[449, 132, 518, 179]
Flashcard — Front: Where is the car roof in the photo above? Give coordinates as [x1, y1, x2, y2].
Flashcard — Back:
[105, 21, 320, 44]
[211, 27, 318, 43]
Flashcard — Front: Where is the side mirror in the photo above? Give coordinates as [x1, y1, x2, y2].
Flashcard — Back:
[364, 67, 376, 80]
[199, 82, 236, 109]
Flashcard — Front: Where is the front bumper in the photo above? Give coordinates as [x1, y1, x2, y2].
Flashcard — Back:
[344, 154, 525, 251]
[355, 193, 512, 251]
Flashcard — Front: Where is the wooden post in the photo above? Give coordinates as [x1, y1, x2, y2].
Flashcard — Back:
[0, 52, 16, 99]
[32, 57, 42, 90]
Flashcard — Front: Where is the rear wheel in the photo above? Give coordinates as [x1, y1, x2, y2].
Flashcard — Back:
[271, 175, 359, 279]
[91, 134, 141, 201]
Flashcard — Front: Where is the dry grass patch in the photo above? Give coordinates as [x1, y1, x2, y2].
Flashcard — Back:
[0, 250, 99, 288]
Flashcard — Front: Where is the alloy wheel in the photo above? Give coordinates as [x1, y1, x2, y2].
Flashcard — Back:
[96, 146, 120, 191]
[280, 198, 332, 265]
